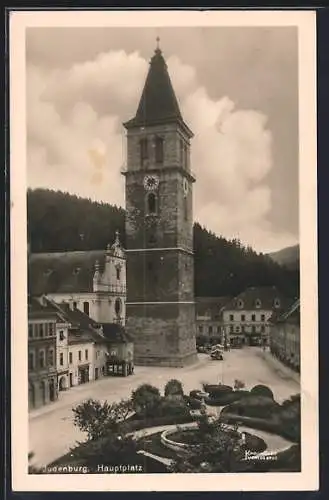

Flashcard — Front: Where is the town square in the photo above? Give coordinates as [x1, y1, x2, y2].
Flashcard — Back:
[23, 22, 304, 477]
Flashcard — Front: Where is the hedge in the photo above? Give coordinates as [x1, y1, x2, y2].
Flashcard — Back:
[119, 413, 197, 434]
[204, 384, 233, 396]
[205, 390, 251, 406]
[221, 396, 280, 419]
[220, 412, 300, 443]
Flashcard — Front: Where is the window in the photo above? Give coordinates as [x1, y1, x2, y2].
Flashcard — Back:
[255, 299, 262, 308]
[39, 325, 44, 338]
[85, 349, 88, 361]
[28, 324, 33, 338]
[274, 298, 281, 308]
[78, 351, 82, 361]
[73, 301, 77, 309]
[28, 351, 35, 370]
[146, 192, 157, 215]
[140, 138, 148, 164]
[39, 349, 45, 369]
[261, 325, 265, 333]
[69, 352, 73, 364]
[49, 323, 54, 336]
[59, 330, 65, 341]
[47, 348, 54, 366]
[83, 301, 90, 316]
[209, 326, 213, 334]
[251, 314, 256, 321]
[235, 326, 240, 333]
[155, 136, 164, 163]
[184, 197, 188, 221]
[229, 314, 234, 321]
[241, 314, 245, 321]
[115, 298, 122, 316]
[198, 326, 203, 333]
[230, 326, 234, 333]
[184, 144, 188, 169]
[180, 139, 184, 164]
[60, 353, 64, 366]
[217, 326, 221, 333]
[237, 300, 244, 309]
[116, 266, 121, 280]
[261, 314, 265, 322]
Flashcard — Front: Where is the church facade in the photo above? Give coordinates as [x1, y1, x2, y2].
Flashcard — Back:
[122, 42, 197, 366]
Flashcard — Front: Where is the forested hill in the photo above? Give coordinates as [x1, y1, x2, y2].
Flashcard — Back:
[27, 189, 299, 299]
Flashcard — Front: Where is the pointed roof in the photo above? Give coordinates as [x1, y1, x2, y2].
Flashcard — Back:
[123, 42, 193, 137]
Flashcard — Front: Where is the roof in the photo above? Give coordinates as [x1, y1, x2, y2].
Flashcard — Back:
[195, 296, 231, 320]
[101, 323, 134, 343]
[28, 250, 106, 294]
[28, 296, 62, 321]
[223, 286, 289, 312]
[123, 46, 192, 137]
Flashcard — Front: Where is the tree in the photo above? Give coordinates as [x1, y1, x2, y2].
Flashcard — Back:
[28, 452, 44, 474]
[131, 384, 162, 418]
[72, 398, 132, 441]
[164, 379, 184, 397]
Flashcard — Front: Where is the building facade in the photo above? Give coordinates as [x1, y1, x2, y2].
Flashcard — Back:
[222, 287, 289, 347]
[28, 298, 58, 410]
[28, 232, 126, 326]
[269, 299, 300, 372]
[195, 297, 229, 344]
[122, 42, 197, 366]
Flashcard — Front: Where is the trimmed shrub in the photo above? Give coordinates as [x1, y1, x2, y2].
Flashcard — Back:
[164, 379, 184, 398]
[119, 413, 197, 434]
[221, 396, 280, 419]
[220, 413, 299, 442]
[158, 398, 190, 418]
[250, 385, 274, 400]
[187, 397, 203, 410]
[204, 384, 233, 396]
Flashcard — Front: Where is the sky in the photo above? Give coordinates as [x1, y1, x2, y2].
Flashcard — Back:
[26, 26, 299, 254]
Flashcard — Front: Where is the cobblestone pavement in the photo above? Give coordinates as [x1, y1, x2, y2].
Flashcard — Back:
[29, 347, 300, 467]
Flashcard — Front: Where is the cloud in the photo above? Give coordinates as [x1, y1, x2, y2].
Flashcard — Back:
[27, 49, 297, 253]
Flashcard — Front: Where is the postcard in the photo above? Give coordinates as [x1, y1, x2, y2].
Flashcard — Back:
[10, 8, 318, 491]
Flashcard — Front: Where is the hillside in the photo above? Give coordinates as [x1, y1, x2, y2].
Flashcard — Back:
[269, 245, 299, 270]
[27, 189, 299, 299]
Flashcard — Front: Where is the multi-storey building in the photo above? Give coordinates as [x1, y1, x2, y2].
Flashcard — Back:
[28, 297, 59, 409]
[195, 297, 230, 344]
[269, 299, 300, 372]
[122, 40, 197, 366]
[222, 286, 289, 347]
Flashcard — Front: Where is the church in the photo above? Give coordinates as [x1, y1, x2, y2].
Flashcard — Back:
[122, 40, 197, 366]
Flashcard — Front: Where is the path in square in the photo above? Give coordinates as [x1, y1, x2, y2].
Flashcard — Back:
[28, 347, 300, 467]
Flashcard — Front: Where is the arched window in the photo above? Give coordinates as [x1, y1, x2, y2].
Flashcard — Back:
[83, 301, 90, 316]
[255, 299, 262, 309]
[155, 136, 164, 163]
[115, 298, 122, 316]
[146, 192, 157, 215]
[237, 299, 244, 309]
[274, 298, 281, 308]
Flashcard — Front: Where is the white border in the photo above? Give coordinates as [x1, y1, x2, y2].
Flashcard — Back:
[10, 9, 318, 492]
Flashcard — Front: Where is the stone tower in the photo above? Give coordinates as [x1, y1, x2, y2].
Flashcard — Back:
[122, 41, 197, 366]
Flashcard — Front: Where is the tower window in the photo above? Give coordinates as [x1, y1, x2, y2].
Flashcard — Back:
[155, 136, 164, 163]
[140, 138, 148, 164]
[184, 197, 188, 221]
[115, 298, 122, 316]
[146, 192, 157, 215]
[83, 301, 90, 316]
[116, 266, 121, 280]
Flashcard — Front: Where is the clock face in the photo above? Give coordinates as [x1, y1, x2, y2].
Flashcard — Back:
[144, 175, 159, 191]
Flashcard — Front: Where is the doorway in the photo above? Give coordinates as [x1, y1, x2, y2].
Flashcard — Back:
[49, 378, 56, 401]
